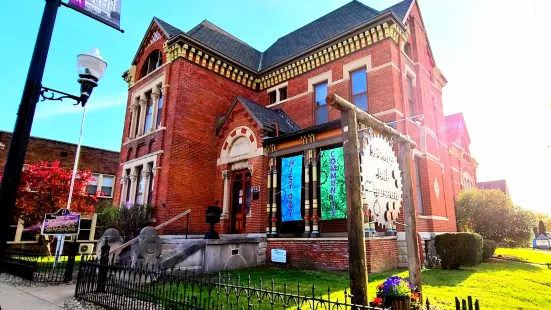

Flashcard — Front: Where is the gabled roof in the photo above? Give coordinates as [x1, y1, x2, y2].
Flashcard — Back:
[260, 0, 380, 70]
[154, 17, 183, 38]
[216, 97, 301, 135]
[162, 0, 413, 73]
[187, 20, 262, 71]
[382, 0, 415, 23]
[445, 113, 471, 143]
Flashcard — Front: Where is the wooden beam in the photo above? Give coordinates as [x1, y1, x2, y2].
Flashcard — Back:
[399, 141, 422, 291]
[326, 94, 417, 148]
[341, 109, 369, 305]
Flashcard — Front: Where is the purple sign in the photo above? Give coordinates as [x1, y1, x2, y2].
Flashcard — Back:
[68, 0, 121, 30]
[69, 0, 85, 9]
[41, 209, 81, 236]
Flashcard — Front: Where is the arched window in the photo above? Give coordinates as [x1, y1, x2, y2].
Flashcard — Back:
[140, 50, 163, 78]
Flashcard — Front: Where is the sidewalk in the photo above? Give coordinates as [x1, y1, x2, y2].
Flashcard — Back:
[0, 282, 75, 310]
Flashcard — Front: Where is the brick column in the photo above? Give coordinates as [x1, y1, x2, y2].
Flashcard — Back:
[221, 170, 230, 219]
[128, 173, 138, 204]
[150, 90, 160, 131]
[141, 170, 151, 206]
[129, 103, 139, 139]
[137, 98, 147, 136]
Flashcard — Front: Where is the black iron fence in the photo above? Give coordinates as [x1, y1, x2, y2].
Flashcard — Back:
[455, 296, 479, 310]
[1, 242, 91, 283]
[76, 259, 390, 310]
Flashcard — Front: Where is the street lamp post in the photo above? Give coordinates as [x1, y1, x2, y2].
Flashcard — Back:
[0, 0, 107, 268]
[53, 49, 107, 265]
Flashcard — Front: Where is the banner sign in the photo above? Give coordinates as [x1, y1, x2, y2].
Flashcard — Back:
[69, 0, 122, 30]
[281, 155, 303, 222]
[41, 208, 81, 236]
[361, 128, 403, 227]
[320, 147, 347, 220]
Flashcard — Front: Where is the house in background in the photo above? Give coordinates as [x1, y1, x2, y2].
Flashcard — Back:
[114, 0, 478, 271]
[0, 131, 119, 246]
[478, 179, 510, 198]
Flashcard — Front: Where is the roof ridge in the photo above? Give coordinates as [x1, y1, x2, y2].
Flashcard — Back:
[352, 0, 380, 14]
[197, 20, 261, 53]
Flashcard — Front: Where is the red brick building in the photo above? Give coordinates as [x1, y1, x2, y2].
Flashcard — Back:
[115, 0, 477, 270]
[0, 131, 119, 244]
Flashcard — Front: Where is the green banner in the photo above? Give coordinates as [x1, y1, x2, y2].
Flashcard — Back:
[320, 147, 347, 220]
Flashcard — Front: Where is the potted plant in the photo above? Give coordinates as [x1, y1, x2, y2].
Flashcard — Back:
[375, 276, 413, 309]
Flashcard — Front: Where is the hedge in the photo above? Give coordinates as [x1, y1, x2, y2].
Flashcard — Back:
[482, 239, 497, 262]
[435, 232, 483, 269]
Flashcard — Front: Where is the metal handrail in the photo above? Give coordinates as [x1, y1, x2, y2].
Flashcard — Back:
[109, 209, 191, 254]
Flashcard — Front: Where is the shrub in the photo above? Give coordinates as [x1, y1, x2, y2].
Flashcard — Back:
[482, 239, 497, 261]
[435, 232, 483, 269]
[97, 204, 154, 241]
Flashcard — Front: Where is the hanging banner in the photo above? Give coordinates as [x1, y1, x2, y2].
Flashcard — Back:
[68, 0, 122, 31]
[320, 147, 347, 220]
[281, 155, 303, 222]
[361, 127, 403, 228]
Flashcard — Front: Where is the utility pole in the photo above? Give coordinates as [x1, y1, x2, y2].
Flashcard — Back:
[0, 0, 62, 268]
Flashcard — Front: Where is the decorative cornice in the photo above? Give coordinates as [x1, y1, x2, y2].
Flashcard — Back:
[163, 20, 409, 91]
[164, 43, 256, 89]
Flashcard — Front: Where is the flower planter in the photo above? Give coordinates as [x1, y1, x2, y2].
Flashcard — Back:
[384, 296, 411, 310]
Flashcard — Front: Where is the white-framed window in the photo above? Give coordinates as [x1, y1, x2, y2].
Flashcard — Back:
[120, 154, 158, 207]
[266, 82, 289, 106]
[86, 173, 116, 198]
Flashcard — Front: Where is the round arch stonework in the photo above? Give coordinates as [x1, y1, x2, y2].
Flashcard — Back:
[217, 126, 263, 165]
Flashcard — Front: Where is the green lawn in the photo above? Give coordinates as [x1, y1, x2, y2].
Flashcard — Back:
[495, 247, 551, 265]
[224, 259, 551, 310]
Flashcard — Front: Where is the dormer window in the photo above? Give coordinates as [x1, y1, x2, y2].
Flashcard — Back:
[140, 50, 163, 79]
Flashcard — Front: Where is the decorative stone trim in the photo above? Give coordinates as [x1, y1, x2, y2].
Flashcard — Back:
[163, 20, 409, 91]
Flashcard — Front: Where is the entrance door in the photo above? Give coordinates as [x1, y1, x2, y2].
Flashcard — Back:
[231, 170, 251, 233]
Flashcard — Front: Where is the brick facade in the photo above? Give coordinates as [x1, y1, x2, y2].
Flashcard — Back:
[0, 131, 119, 205]
[114, 0, 477, 268]
[266, 238, 398, 272]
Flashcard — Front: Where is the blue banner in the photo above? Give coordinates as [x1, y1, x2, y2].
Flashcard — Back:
[281, 155, 303, 222]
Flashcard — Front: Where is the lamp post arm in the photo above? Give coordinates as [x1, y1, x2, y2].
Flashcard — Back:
[40, 86, 83, 105]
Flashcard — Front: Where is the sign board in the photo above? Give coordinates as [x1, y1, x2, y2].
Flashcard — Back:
[41, 208, 81, 236]
[361, 128, 403, 227]
[536, 239, 550, 247]
[69, 0, 122, 31]
[251, 186, 261, 193]
[271, 249, 287, 263]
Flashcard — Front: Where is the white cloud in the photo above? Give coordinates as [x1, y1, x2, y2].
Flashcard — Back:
[35, 92, 127, 119]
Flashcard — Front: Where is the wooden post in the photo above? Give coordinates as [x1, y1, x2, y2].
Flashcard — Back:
[341, 109, 369, 306]
[399, 141, 422, 291]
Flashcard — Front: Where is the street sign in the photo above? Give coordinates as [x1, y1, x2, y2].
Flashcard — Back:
[271, 249, 287, 263]
[41, 208, 81, 236]
[68, 0, 122, 31]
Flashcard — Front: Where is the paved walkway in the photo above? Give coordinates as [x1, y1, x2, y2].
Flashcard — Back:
[0, 282, 75, 310]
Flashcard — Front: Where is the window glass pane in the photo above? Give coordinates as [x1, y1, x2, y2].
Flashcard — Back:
[268, 91, 277, 104]
[77, 229, 90, 241]
[353, 93, 368, 111]
[86, 174, 99, 195]
[8, 225, 17, 242]
[102, 175, 114, 187]
[279, 87, 287, 101]
[351, 70, 367, 94]
[315, 83, 328, 106]
[156, 93, 163, 126]
[136, 167, 144, 204]
[316, 105, 328, 124]
[406, 77, 413, 100]
[144, 97, 153, 133]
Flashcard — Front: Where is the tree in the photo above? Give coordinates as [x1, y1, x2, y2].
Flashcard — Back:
[0, 161, 97, 253]
[539, 220, 547, 236]
[455, 189, 536, 246]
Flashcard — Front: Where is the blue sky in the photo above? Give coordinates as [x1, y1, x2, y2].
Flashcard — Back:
[1, 0, 549, 213]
